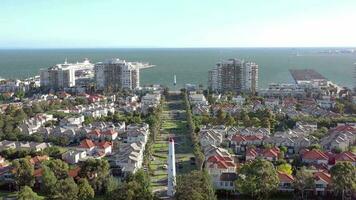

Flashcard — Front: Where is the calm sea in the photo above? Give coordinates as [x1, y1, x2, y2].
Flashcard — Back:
[0, 48, 355, 89]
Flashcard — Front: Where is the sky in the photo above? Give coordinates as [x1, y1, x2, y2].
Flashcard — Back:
[1, 0, 356, 48]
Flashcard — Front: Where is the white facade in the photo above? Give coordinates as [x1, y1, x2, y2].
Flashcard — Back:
[94, 58, 140, 91]
[167, 138, 176, 197]
[40, 59, 91, 89]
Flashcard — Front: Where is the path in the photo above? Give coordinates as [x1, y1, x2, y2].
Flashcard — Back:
[150, 92, 196, 198]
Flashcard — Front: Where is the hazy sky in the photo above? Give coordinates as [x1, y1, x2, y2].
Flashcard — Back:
[1, 0, 356, 48]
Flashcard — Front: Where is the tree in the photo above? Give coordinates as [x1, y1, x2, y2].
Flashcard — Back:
[41, 166, 57, 195]
[175, 170, 216, 200]
[17, 186, 40, 200]
[54, 177, 79, 200]
[242, 115, 251, 127]
[216, 109, 226, 125]
[108, 170, 153, 200]
[250, 117, 261, 127]
[104, 175, 120, 196]
[79, 159, 110, 193]
[293, 167, 314, 199]
[330, 162, 356, 198]
[261, 117, 271, 130]
[78, 178, 95, 200]
[277, 163, 293, 175]
[43, 159, 69, 179]
[235, 159, 279, 200]
[225, 113, 235, 126]
[32, 103, 43, 113]
[12, 158, 35, 188]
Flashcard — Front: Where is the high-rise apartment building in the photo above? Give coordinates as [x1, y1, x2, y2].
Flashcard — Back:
[40, 63, 75, 89]
[40, 59, 93, 90]
[208, 58, 258, 94]
[94, 58, 140, 91]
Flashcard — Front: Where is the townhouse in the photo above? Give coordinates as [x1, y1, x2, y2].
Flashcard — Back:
[320, 124, 356, 151]
[0, 140, 51, 151]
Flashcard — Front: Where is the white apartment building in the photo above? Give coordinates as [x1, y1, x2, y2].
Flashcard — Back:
[40, 59, 93, 89]
[208, 59, 258, 94]
[94, 58, 140, 91]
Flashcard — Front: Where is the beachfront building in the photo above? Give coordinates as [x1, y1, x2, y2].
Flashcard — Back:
[289, 69, 328, 87]
[40, 59, 93, 90]
[208, 59, 258, 94]
[94, 58, 140, 91]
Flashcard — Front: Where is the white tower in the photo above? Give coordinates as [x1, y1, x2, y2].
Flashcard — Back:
[167, 137, 176, 197]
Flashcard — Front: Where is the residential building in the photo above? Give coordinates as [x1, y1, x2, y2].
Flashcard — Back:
[0, 140, 51, 151]
[189, 93, 208, 105]
[115, 142, 145, 174]
[94, 58, 139, 91]
[302, 149, 329, 165]
[40, 60, 76, 89]
[320, 125, 356, 151]
[208, 59, 258, 94]
[278, 172, 294, 191]
[62, 150, 87, 164]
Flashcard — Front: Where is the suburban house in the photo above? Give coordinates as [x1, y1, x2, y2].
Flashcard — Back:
[302, 149, 329, 165]
[277, 171, 294, 191]
[62, 150, 87, 164]
[0, 140, 51, 151]
[230, 134, 264, 153]
[189, 93, 208, 106]
[115, 142, 145, 174]
[200, 129, 223, 148]
[245, 147, 281, 161]
[313, 171, 332, 195]
[76, 139, 112, 157]
[20, 113, 54, 135]
[320, 125, 356, 151]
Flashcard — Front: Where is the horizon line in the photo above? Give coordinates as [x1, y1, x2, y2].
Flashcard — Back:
[1, 46, 356, 50]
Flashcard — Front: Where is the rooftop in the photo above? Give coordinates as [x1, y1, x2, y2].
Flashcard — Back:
[289, 69, 326, 81]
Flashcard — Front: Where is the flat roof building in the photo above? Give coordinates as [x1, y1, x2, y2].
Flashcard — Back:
[289, 69, 327, 87]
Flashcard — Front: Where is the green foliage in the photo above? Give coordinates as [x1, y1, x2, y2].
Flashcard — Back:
[41, 166, 58, 196]
[43, 159, 69, 179]
[12, 158, 35, 188]
[235, 159, 279, 200]
[293, 166, 314, 199]
[330, 162, 356, 195]
[53, 177, 79, 200]
[78, 178, 95, 200]
[103, 176, 120, 196]
[175, 170, 216, 200]
[108, 170, 153, 200]
[276, 163, 293, 175]
[79, 159, 110, 193]
[17, 186, 40, 200]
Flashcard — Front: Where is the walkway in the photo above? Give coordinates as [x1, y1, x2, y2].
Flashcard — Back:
[150, 92, 196, 198]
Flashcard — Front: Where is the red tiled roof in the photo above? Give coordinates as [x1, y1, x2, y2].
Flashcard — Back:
[246, 148, 258, 157]
[302, 149, 329, 161]
[29, 155, 49, 165]
[89, 129, 101, 136]
[207, 155, 235, 169]
[68, 167, 81, 178]
[80, 139, 95, 149]
[278, 171, 294, 183]
[330, 125, 356, 133]
[231, 134, 263, 143]
[314, 171, 331, 184]
[96, 141, 112, 149]
[335, 151, 356, 162]
[103, 129, 118, 136]
[263, 147, 280, 158]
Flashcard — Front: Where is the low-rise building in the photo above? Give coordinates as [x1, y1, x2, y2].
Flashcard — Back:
[62, 150, 87, 164]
